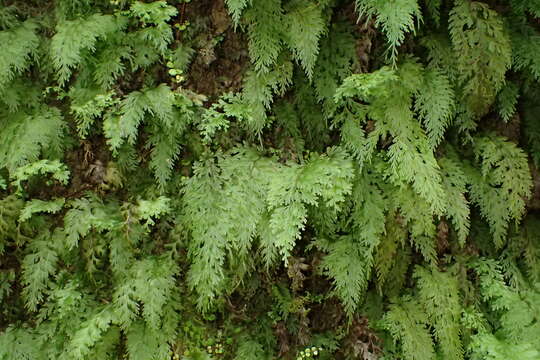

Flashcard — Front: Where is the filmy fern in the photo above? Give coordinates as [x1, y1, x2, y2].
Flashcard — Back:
[356, 0, 421, 64]
[2, 0, 540, 359]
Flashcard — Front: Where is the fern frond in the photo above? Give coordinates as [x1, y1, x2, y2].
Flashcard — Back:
[69, 88, 117, 139]
[183, 149, 272, 311]
[51, 14, 121, 85]
[226, 0, 252, 27]
[0, 5, 19, 30]
[126, 320, 171, 360]
[240, 58, 293, 133]
[439, 154, 470, 246]
[0, 107, 66, 173]
[129, 1, 177, 23]
[469, 135, 532, 247]
[510, 0, 540, 18]
[66, 306, 114, 360]
[414, 266, 464, 360]
[336, 63, 447, 213]
[496, 82, 519, 122]
[244, 0, 284, 73]
[284, 0, 326, 79]
[21, 232, 59, 311]
[19, 198, 65, 222]
[269, 199, 307, 263]
[0, 21, 39, 92]
[469, 333, 540, 360]
[511, 24, 540, 80]
[381, 296, 435, 360]
[135, 196, 171, 227]
[147, 125, 182, 190]
[312, 22, 356, 110]
[424, 0, 442, 26]
[104, 84, 174, 152]
[113, 256, 178, 330]
[199, 95, 236, 142]
[393, 185, 437, 264]
[11, 160, 70, 193]
[519, 217, 540, 283]
[268, 148, 354, 260]
[183, 156, 240, 311]
[334, 66, 397, 102]
[0, 195, 24, 253]
[63, 195, 119, 250]
[92, 42, 132, 89]
[235, 338, 266, 360]
[415, 67, 455, 148]
[134, 257, 178, 329]
[131, 24, 174, 57]
[471, 258, 540, 347]
[318, 236, 367, 317]
[356, 0, 422, 65]
[375, 212, 409, 295]
[0, 328, 41, 360]
[449, 0, 511, 115]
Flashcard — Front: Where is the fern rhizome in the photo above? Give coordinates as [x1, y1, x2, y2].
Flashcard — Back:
[1, 0, 540, 359]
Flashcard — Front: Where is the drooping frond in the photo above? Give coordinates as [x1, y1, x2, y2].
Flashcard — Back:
[243, 0, 284, 74]
[415, 67, 455, 148]
[0, 21, 39, 92]
[19, 198, 65, 222]
[449, 0, 511, 116]
[283, 0, 326, 79]
[438, 153, 470, 246]
[355, 0, 422, 64]
[468, 135, 532, 247]
[0, 107, 66, 173]
[21, 231, 59, 311]
[381, 297, 436, 360]
[414, 266, 464, 360]
[51, 14, 122, 84]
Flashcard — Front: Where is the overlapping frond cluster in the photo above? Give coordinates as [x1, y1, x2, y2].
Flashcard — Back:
[182, 147, 354, 311]
[1, 0, 540, 359]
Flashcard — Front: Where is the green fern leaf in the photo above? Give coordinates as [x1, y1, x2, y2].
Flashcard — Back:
[244, 0, 284, 73]
[415, 266, 464, 360]
[0, 21, 39, 91]
[415, 68, 455, 148]
[11, 160, 70, 193]
[356, 0, 422, 64]
[126, 321, 171, 360]
[51, 14, 122, 84]
[469, 135, 532, 247]
[235, 338, 266, 360]
[439, 154, 470, 246]
[66, 307, 114, 360]
[381, 296, 436, 360]
[393, 185, 438, 264]
[284, 0, 326, 79]
[449, 0, 511, 115]
[312, 21, 356, 112]
[104, 84, 174, 152]
[511, 24, 540, 80]
[19, 198, 65, 222]
[0, 195, 24, 253]
[147, 123, 183, 190]
[0, 107, 66, 173]
[496, 82, 519, 122]
[226, 0, 252, 27]
[69, 88, 117, 138]
[21, 232, 59, 311]
[318, 236, 367, 316]
[424, 0, 442, 26]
